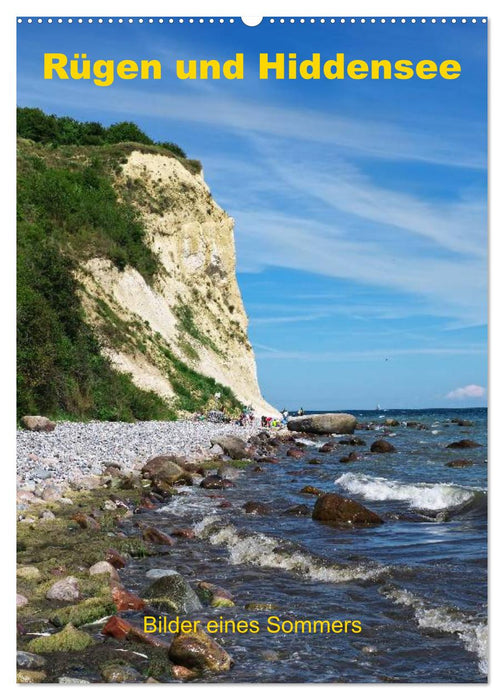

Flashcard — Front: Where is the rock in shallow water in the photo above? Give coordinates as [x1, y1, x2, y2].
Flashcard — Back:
[101, 664, 142, 683]
[144, 572, 202, 614]
[370, 439, 396, 453]
[312, 492, 383, 525]
[168, 627, 233, 672]
[210, 435, 250, 459]
[287, 413, 357, 435]
[446, 439, 482, 449]
[142, 456, 192, 489]
[446, 459, 474, 467]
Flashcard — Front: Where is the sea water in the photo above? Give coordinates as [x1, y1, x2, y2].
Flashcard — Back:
[120, 408, 487, 683]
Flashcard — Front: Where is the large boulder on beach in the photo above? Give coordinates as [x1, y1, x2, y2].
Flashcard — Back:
[169, 627, 232, 672]
[141, 456, 192, 488]
[312, 492, 383, 525]
[210, 435, 250, 459]
[20, 415, 56, 432]
[287, 413, 357, 435]
[143, 572, 202, 614]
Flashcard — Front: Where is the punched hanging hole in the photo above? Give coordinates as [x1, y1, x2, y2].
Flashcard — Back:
[241, 17, 263, 27]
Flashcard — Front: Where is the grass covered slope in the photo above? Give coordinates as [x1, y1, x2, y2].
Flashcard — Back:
[17, 109, 241, 421]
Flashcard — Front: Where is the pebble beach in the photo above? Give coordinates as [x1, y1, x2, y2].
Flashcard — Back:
[17, 420, 260, 491]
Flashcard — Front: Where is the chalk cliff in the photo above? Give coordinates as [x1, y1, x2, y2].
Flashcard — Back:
[78, 150, 278, 417]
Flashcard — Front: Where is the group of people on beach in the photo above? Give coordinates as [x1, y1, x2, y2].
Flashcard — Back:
[259, 407, 304, 429]
[194, 402, 306, 428]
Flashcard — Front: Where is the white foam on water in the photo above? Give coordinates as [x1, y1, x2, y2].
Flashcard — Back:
[335, 472, 482, 511]
[157, 491, 223, 517]
[194, 516, 388, 584]
[382, 586, 488, 675]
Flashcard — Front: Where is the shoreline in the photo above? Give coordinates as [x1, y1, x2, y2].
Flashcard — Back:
[16, 418, 290, 683]
[17, 418, 265, 496]
[16, 413, 487, 683]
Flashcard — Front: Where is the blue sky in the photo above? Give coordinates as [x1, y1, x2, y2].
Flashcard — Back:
[17, 17, 487, 409]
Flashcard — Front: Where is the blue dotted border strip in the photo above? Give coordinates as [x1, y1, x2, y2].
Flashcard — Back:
[17, 17, 488, 25]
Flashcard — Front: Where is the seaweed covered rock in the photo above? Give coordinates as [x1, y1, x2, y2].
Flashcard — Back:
[197, 581, 235, 607]
[27, 623, 94, 653]
[101, 664, 142, 683]
[144, 572, 202, 614]
[17, 670, 47, 683]
[142, 456, 192, 489]
[312, 492, 383, 525]
[49, 597, 116, 627]
[168, 627, 233, 672]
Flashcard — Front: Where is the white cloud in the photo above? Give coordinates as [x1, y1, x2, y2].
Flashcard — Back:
[445, 384, 486, 400]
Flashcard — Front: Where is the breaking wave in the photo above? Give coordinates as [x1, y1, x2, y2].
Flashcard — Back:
[335, 472, 485, 512]
[194, 516, 389, 584]
[381, 585, 488, 675]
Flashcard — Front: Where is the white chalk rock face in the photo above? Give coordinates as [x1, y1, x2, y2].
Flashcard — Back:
[78, 150, 278, 418]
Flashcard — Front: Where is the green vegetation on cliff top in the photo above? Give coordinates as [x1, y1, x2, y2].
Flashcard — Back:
[17, 108, 240, 421]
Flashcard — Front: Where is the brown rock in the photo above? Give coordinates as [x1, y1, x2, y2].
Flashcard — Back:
[142, 456, 192, 489]
[286, 448, 304, 459]
[446, 439, 482, 449]
[102, 615, 169, 647]
[282, 504, 311, 516]
[300, 485, 324, 496]
[141, 526, 175, 546]
[243, 501, 270, 515]
[339, 437, 366, 446]
[72, 513, 100, 530]
[370, 439, 396, 453]
[446, 459, 473, 468]
[171, 665, 199, 681]
[106, 548, 127, 569]
[20, 415, 56, 432]
[111, 585, 146, 611]
[102, 615, 132, 640]
[169, 627, 233, 672]
[171, 528, 196, 539]
[312, 492, 383, 525]
[340, 451, 358, 463]
[318, 443, 334, 453]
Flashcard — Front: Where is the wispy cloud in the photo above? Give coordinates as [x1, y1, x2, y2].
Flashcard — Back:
[255, 343, 486, 362]
[250, 313, 329, 325]
[234, 209, 486, 325]
[18, 80, 485, 170]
